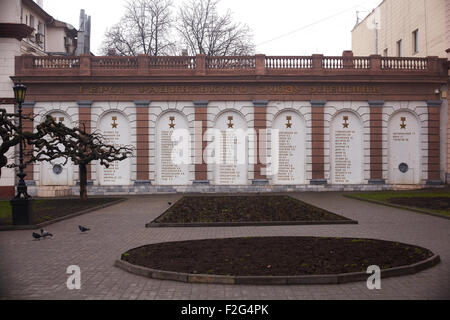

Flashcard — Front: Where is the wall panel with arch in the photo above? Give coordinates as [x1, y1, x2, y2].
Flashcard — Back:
[330, 111, 364, 184]
[34, 102, 79, 186]
[90, 102, 136, 186]
[271, 110, 306, 185]
[155, 111, 191, 185]
[96, 111, 132, 186]
[40, 111, 74, 186]
[212, 110, 250, 185]
[387, 110, 421, 184]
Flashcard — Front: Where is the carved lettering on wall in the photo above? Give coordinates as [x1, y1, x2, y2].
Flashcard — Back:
[156, 113, 190, 185]
[98, 112, 131, 185]
[331, 113, 363, 185]
[78, 84, 381, 96]
[388, 113, 420, 185]
[272, 112, 305, 185]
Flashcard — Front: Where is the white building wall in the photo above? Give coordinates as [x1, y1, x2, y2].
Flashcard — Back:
[352, 0, 448, 58]
[0, 38, 21, 187]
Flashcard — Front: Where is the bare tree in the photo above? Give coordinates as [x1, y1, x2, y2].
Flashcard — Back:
[0, 109, 52, 179]
[0, 109, 21, 179]
[176, 0, 254, 56]
[29, 117, 134, 200]
[101, 0, 174, 56]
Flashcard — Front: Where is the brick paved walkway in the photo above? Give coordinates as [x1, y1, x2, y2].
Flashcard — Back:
[0, 193, 449, 300]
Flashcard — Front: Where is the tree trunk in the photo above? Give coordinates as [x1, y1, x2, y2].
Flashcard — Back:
[0, 155, 7, 179]
[79, 164, 88, 200]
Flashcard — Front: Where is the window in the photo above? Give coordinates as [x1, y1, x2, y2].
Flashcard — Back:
[383, 48, 388, 57]
[412, 29, 419, 54]
[396, 40, 402, 57]
[29, 15, 34, 29]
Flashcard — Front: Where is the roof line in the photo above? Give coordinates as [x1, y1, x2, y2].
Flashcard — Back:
[352, 0, 386, 32]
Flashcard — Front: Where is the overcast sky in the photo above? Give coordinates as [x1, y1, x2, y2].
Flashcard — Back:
[42, 0, 383, 56]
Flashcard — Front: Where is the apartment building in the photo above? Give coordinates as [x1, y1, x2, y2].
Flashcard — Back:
[352, 0, 449, 58]
[0, 0, 90, 196]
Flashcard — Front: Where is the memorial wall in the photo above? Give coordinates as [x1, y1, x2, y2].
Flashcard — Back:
[28, 101, 441, 190]
[9, 53, 447, 195]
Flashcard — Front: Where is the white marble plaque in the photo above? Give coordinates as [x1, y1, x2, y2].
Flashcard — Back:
[98, 112, 131, 185]
[388, 112, 421, 184]
[272, 112, 305, 184]
[330, 112, 363, 184]
[156, 113, 190, 185]
[40, 112, 73, 186]
[214, 112, 248, 185]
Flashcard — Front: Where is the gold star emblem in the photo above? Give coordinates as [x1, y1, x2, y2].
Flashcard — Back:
[169, 116, 175, 129]
[400, 117, 406, 129]
[112, 116, 118, 129]
[227, 116, 234, 128]
[343, 116, 349, 128]
[286, 116, 292, 129]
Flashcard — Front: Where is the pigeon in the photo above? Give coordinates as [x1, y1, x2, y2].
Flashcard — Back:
[40, 229, 53, 238]
[32, 232, 42, 240]
[79, 225, 90, 233]
[168, 202, 172, 206]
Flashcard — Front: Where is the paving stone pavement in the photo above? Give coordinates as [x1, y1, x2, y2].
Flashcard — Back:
[0, 192, 449, 300]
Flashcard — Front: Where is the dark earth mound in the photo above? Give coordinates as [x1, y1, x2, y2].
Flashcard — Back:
[122, 237, 434, 276]
[154, 195, 351, 224]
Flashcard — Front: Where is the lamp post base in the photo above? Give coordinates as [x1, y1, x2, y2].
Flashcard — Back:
[10, 198, 34, 225]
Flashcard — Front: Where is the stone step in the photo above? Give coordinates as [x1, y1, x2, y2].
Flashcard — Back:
[391, 184, 424, 191]
[37, 186, 73, 198]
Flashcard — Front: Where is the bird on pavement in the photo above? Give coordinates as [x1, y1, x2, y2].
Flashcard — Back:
[79, 225, 90, 233]
[32, 232, 42, 240]
[40, 229, 53, 238]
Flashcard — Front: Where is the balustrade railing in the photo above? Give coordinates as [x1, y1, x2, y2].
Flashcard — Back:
[33, 56, 80, 69]
[322, 57, 344, 69]
[91, 57, 138, 69]
[148, 56, 196, 69]
[21, 54, 441, 75]
[266, 56, 312, 69]
[206, 56, 256, 69]
[353, 57, 371, 69]
[381, 57, 428, 70]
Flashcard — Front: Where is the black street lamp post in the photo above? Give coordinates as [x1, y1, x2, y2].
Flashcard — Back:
[10, 82, 34, 225]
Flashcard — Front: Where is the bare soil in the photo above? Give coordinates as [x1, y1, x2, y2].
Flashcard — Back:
[154, 195, 351, 224]
[122, 237, 434, 276]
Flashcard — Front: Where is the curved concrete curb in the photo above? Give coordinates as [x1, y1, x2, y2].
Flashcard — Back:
[0, 198, 127, 231]
[146, 220, 358, 228]
[115, 254, 440, 285]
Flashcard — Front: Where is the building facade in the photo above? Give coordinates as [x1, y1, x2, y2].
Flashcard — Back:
[8, 52, 449, 196]
[352, 0, 450, 185]
[0, 0, 89, 197]
[352, 0, 449, 58]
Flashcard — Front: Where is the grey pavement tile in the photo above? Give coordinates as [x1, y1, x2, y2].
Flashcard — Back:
[0, 192, 449, 300]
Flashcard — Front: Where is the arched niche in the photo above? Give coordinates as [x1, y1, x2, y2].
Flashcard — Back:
[213, 111, 249, 185]
[388, 111, 421, 184]
[156, 112, 190, 185]
[40, 112, 74, 186]
[97, 112, 132, 186]
[271, 111, 306, 185]
[330, 111, 364, 184]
